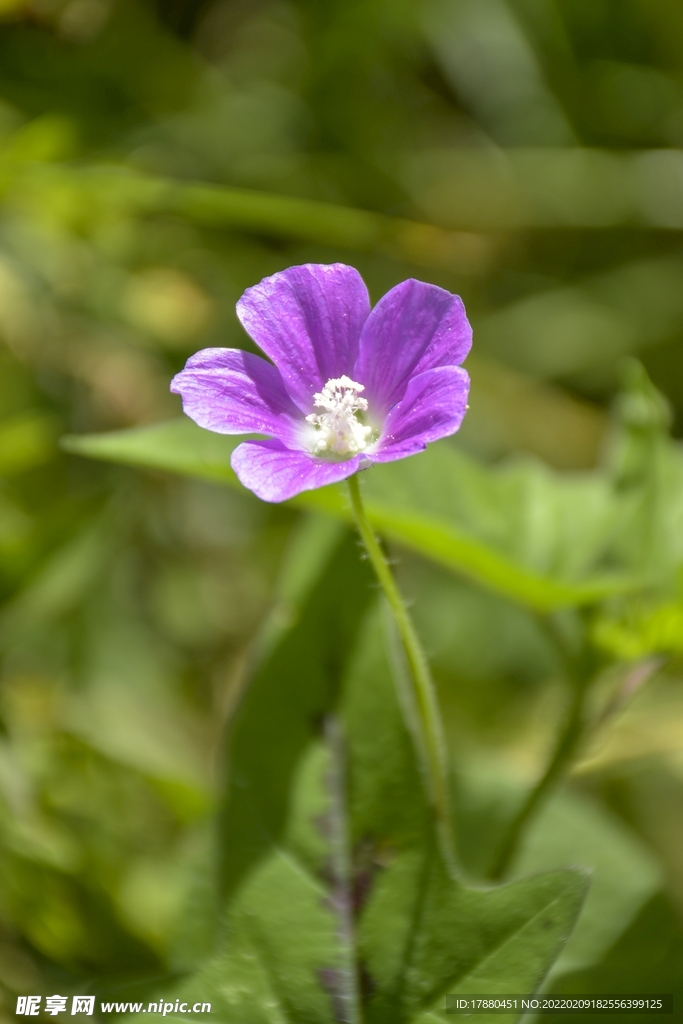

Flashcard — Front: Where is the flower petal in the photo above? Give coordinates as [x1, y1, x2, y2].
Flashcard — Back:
[371, 366, 470, 462]
[354, 279, 472, 413]
[231, 439, 362, 502]
[171, 348, 303, 447]
[236, 264, 371, 413]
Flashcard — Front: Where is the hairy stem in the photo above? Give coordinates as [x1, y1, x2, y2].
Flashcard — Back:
[346, 473, 455, 871]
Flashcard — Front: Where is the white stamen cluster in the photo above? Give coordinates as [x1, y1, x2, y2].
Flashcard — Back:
[306, 375, 373, 455]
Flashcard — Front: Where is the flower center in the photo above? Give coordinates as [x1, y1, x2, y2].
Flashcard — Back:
[305, 375, 373, 456]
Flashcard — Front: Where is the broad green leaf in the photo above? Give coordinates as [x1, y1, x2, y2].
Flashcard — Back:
[357, 449, 630, 610]
[173, 843, 346, 1024]
[345, 607, 587, 1024]
[62, 420, 637, 611]
[134, 601, 586, 1024]
[61, 419, 240, 486]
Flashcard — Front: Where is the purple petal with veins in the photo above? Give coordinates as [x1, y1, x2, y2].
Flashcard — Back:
[373, 366, 470, 462]
[354, 279, 471, 414]
[171, 348, 304, 448]
[231, 439, 362, 502]
[236, 263, 370, 414]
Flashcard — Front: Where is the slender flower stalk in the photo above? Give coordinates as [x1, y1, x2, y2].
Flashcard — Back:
[347, 473, 456, 871]
[170, 262, 471, 870]
[488, 676, 591, 881]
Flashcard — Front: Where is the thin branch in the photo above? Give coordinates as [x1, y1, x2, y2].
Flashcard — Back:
[589, 656, 663, 737]
[488, 676, 590, 882]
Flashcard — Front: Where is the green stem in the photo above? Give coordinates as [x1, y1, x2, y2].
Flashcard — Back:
[488, 676, 591, 882]
[346, 473, 455, 870]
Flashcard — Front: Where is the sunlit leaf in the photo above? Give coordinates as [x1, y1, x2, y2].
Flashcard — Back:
[63, 420, 637, 611]
[593, 599, 683, 660]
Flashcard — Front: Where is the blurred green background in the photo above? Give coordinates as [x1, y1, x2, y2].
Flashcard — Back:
[1, 0, 683, 1016]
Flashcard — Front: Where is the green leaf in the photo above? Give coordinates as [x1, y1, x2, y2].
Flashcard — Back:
[130, 596, 586, 1024]
[215, 525, 374, 905]
[453, 765, 661, 979]
[62, 420, 637, 611]
[344, 606, 588, 1024]
[113, 521, 368, 1017]
[184, 843, 345, 1024]
[61, 418, 241, 486]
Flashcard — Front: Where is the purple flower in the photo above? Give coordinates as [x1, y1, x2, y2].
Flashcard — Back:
[171, 263, 471, 502]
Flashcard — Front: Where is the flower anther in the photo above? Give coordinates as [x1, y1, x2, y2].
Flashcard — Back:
[305, 376, 373, 455]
